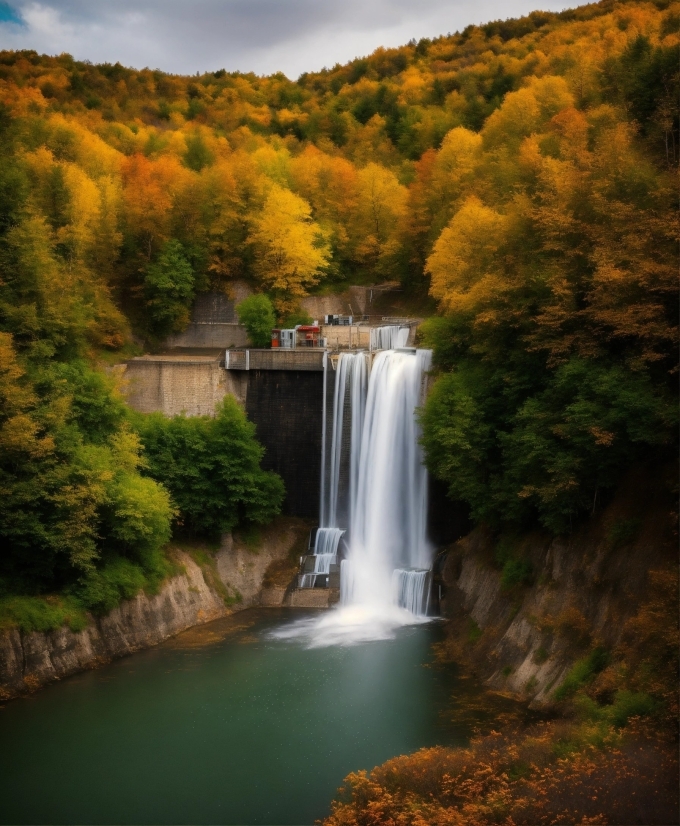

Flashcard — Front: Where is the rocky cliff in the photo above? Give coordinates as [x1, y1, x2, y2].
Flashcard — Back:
[0, 517, 310, 701]
[439, 468, 676, 707]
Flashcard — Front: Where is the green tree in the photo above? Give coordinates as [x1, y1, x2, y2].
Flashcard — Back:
[143, 239, 195, 337]
[236, 294, 276, 348]
[497, 359, 676, 533]
[419, 367, 493, 521]
[0, 333, 173, 592]
[183, 131, 214, 172]
[134, 398, 284, 539]
[421, 356, 676, 535]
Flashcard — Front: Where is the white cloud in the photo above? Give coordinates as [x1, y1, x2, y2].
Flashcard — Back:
[0, 0, 574, 77]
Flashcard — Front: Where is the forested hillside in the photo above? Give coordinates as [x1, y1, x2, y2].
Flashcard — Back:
[0, 0, 677, 620]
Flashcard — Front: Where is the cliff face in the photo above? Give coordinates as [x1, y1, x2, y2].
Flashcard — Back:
[0, 552, 225, 701]
[0, 517, 310, 700]
[216, 519, 309, 607]
[440, 469, 675, 707]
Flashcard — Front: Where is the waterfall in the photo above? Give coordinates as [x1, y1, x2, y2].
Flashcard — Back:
[314, 527, 345, 556]
[305, 354, 365, 591]
[345, 348, 432, 612]
[323, 353, 368, 529]
[281, 345, 433, 645]
[370, 325, 410, 351]
[311, 349, 432, 614]
[299, 554, 336, 588]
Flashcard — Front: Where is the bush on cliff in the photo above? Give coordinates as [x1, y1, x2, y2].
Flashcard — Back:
[235, 294, 276, 348]
[134, 397, 284, 539]
[323, 723, 678, 826]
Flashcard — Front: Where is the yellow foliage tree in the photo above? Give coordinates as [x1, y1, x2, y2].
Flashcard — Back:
[482, 76, 574, 149]
[290, 146, 359, 260]
[201, 159, 244, 283]
[249, 185, 330, 312]
[354, 162, 407, 277]
[426, 196, 507, 313]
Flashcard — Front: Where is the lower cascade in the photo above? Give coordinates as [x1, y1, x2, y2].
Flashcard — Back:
[392, 569, 431, 616]
[299, 527, 344, 588]
[282, 344, 434, 645]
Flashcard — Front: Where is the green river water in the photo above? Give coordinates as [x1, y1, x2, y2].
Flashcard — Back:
[0, 608, 519, 825]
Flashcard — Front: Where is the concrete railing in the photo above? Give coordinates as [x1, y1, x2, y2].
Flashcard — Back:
[225, 349, 326, 371]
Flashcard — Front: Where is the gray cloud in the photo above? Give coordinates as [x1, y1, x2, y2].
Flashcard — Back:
[0, 0, 572, 77]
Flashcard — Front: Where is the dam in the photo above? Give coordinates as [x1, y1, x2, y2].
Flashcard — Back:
[117, 293, 467, 579]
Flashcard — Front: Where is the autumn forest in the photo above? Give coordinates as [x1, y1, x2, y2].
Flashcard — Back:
[0, 0, 678, 820]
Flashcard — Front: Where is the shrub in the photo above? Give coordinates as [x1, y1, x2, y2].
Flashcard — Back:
[235, 294, 276, 348]
[609, 690, 657, 728]
[467, 617, 482, 643]
[501, 558, 533, 589]
[102, 471, 174, 563]
[554, 647, 610, 701]
[73, 549, 177, 615]
[533, 646, 549, 664]
[75, 556, 147, 615]
[323, 725, 679, 826]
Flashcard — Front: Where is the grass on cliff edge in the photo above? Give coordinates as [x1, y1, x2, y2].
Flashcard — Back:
[0, 594, 89, 634]
[0, 548, 182, 634]
[176, 538, 243, 608]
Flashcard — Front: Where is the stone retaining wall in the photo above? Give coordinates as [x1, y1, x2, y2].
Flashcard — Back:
[120, 355, 248, 416]
[165, 322, 248, 349]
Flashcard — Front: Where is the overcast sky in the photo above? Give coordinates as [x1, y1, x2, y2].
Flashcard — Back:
[0, 0, 574, 78]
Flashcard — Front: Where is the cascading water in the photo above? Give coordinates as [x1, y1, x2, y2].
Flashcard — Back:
[314, 527, 345, 557]
[299, 527, 345, 587]
[301, 355, 367, 590]
[392, 569, 431, 616]
[279, 346, 434, 645]
[341, 348, 432, 613]
[370, 325, 410, 351]
[322, 353, 368, 530]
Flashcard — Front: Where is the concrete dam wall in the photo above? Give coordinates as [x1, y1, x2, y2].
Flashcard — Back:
[246, 369, 325, 518]
[120, 354, 248, 417]
[119, 351, 327, 519]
